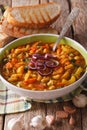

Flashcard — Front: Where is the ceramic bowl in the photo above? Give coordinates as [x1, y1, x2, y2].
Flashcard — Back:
[0, 34, 87, 100]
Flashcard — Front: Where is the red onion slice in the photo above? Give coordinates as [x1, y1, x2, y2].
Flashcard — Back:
[35, 61, 46, 70]
[28, 61, 36, 70]
[45, 60, 59, 68]
[38, 68, 53, 76]
[45, 53, 58, 60]
[32, 53, 44, 60]
[28, 53, 59, 75]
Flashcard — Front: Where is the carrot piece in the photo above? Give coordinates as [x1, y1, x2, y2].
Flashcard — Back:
[36, 84, 45, 90]
[32, 48, 37, 52]
[42, 44, 49, 49]
[30, 47, 37, 53]
[11, 58, 18, 64]
[24, 78, 37, 84]
[57, 82, 64, 87]
[5, 62, 13, 69]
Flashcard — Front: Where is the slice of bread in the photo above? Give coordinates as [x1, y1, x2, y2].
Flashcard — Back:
[0, 24, 14, 47]
[2, 19, 58, 38]
[4, 2, 61, 29]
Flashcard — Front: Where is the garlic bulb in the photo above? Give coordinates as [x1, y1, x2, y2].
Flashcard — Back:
[72, 94, 87, 108]
[30, 115, 47, 129]
[8, 115, 23, 130]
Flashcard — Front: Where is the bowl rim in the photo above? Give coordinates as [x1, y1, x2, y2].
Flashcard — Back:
[0, 33, 87, 52]
[0, 33, 87, 93]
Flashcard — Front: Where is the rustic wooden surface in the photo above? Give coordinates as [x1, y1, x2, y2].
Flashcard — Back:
[0, 0, 87, 130]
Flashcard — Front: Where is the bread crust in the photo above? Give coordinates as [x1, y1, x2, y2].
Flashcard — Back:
[0, 24, 14, 47]
[2, 19, 58, 38]
[3, 2, 61, 29]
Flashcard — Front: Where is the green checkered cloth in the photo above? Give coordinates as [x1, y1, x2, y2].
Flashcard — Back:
[0, 80, 31, 114]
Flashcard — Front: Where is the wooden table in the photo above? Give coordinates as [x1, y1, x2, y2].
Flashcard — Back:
[0, 0, 87, 130]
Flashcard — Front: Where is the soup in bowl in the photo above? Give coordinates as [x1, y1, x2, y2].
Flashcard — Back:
[0, 34, 87, 100]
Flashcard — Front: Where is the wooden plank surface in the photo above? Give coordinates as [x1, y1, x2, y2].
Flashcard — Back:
[71, 0, 87, 49]
[0, 0, 87, 130]
[71, 1, 87, 130]
[12, 0, 39, 6]
[49, 0, 72, 37]
[0, 0, 11, 6]
[40, 0, 49, 4]
[82, 108, 87, 130]
[0, 116, 3, 130]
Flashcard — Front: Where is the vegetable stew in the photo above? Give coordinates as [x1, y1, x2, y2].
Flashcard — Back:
[0, 41, 86, 91]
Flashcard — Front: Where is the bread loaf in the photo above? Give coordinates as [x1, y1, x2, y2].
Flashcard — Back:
[3, 2, 61, 29]
[2, 19, 58, 38]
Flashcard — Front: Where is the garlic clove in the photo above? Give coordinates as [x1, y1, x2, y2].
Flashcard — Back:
[46, 115, 55, 126]
[69, 116, 75, 125]
[72, 94, 87, 108]
[8, 118, 17, 130]
[8, 115, 24, 130]
[30, 122, 38, 127]
[30, 115, 47, 129]
[39, 120, 47, 130]
[30, 115, 43, 126]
